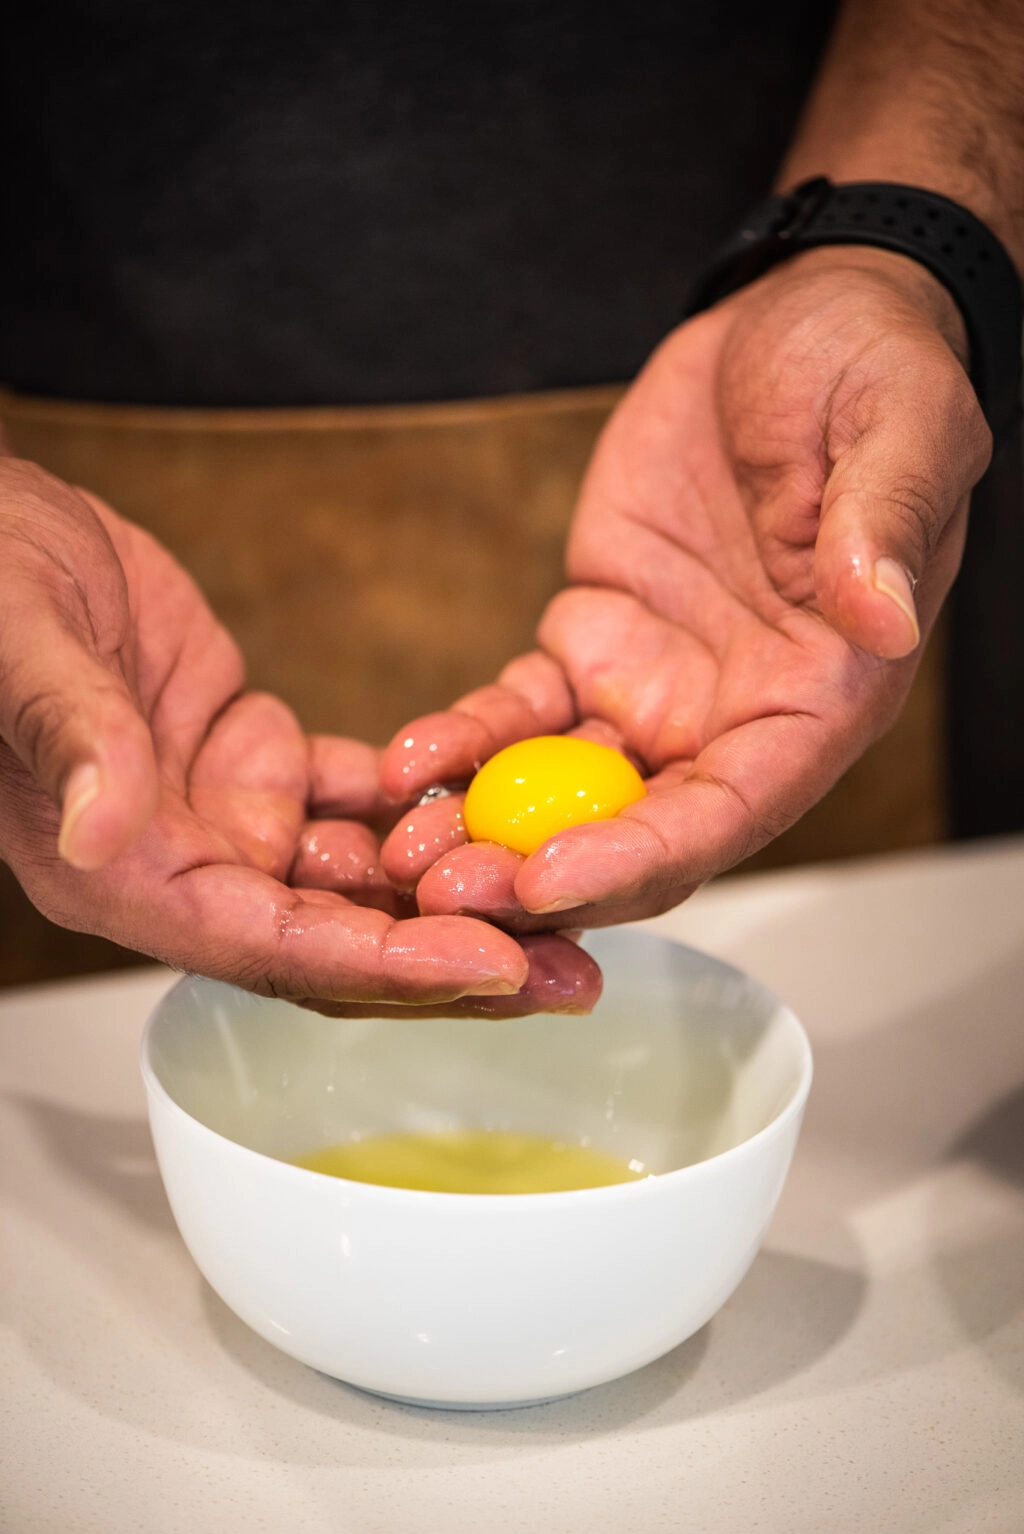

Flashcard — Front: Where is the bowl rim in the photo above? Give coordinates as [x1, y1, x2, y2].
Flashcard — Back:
[140, 940, 813, 1207]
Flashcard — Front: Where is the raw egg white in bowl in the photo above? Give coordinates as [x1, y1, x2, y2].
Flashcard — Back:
[141, 929, 812, 1409]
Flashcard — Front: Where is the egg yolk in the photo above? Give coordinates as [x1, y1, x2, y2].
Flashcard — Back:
[463, 735, 646, 856]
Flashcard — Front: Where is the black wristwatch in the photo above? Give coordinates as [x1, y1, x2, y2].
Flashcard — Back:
[684, 177, 1023, 450]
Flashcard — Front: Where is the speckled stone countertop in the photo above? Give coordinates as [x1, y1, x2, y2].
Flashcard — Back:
[3, 838, 1023, 1533]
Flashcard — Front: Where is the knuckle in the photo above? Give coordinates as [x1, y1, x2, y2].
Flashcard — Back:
[688, 769, 794, 867]
[539, 584, 593, 634]
[7, 686, 73, 784]
[209, 951, 291, 999]
[925, 358, 993, 486]
[209, 626, 246, 695]
[0, 842, 90, 936]
[883, 474, 944, 558]
[957, 385, 994, 483]
[20, 878, 77, 931]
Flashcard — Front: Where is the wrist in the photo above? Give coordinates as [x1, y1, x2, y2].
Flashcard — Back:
[777, 158, 1024, 282]
[780, 245, 969, 366]
[775, 3, 1024, 278]
[685, 177, 1020, 442]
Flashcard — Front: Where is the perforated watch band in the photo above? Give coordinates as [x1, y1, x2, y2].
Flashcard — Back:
[684, 177, 1023, 449]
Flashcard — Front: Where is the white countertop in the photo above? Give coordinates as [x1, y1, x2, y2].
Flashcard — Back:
[2, 838, 1023, 1533]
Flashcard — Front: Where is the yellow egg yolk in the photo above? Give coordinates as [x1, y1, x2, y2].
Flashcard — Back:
[463, 735, 646, 856]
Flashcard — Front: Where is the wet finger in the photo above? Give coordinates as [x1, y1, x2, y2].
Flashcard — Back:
[291, 819, 410, 916]
[307, 735, 394, 821]
[157, 865, 532, 1004]
[416, 839, 684, 932]
[294, 932, 602, 1018]
[381, 651, 576, 800]
[380, 793, 468, 890]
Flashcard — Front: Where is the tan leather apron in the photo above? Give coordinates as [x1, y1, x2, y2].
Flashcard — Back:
[0, 387, 947, 986]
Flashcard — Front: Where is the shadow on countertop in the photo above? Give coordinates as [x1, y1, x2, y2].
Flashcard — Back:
[4, 1087, 865, 1467]
[199, 1243, 866, 1452]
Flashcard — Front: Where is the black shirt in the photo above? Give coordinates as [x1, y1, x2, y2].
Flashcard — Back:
[1, 0, 839, 406]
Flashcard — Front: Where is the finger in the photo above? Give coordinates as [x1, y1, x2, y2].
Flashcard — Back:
[292, 818, 412, 917]
[815, 351, 990, 659]
[378, 713, 632, 894]
[380, 651, 576, 800]
[416, 839, 682, 932]
[189, 692, 307, 877]
[538, 585, 716, 771]
[380, 792, 468, 891]
[149, 865, 533, 1003]
[510, 711, 851, 913]
[293, 933, 603, 1018]
[0, 590, 158, 872]
[416, 841, 525, 921]
[83, 502, 250, 773]
[568, 715, 633, 754]
[386, 710, 642, 908]
[307, 735, 395, 821]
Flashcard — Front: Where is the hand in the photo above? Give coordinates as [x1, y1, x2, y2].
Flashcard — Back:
[0, 459, 599, 1014]
[379, 247, 992, 928]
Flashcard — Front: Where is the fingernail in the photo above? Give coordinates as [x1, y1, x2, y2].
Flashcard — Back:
[872, 558, 920, 649]
[58, 763, 102, 868]
[464, 976, 522, 997]
[527, 895, 586, 915]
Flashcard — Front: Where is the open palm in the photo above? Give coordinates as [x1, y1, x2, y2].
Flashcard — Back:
[381, 249, 990, 926]
[0, 462, 598, 1012]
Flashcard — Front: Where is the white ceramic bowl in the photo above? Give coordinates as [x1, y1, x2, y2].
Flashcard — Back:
[141, 929, 811, 1408]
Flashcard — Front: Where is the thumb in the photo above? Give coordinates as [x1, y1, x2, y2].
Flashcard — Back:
[0, 577, 159, 875]
[813, 354, 991, 659]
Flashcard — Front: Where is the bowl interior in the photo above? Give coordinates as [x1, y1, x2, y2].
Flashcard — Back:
[145, 929, 809, 1176]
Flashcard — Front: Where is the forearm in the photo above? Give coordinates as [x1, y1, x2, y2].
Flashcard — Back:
[779, 0, 1024, 272]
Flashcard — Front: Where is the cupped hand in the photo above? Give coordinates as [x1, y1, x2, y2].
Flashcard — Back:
[0, 459, 599, 1013]
[380, 247, 992, 927]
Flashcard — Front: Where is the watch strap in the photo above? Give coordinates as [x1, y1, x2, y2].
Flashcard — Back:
[684, 178, 1023, 448]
